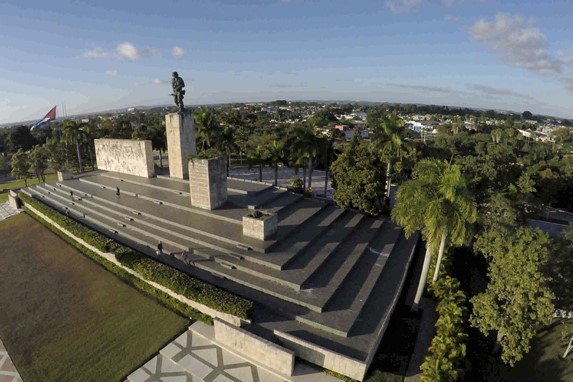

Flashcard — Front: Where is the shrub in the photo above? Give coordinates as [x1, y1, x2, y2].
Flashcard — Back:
[19, 192, 253, 319]
[420, 276, 469, 382]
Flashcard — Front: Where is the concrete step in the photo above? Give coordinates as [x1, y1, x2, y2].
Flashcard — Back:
[261, 191, 303, 215]
[32, 185, 188, 254]
[293, 232, 418, 338]
[77, 176, 245, 226]
[296, 212, 365, 287]
[262, 206, 346, 269]
[349, 232, 420, 338]
[302, 217, 385, 293]
[37, 183, 247, 258]
[48, 180, 259, 251]
[100, 172, 190, 196]
[324, 222, 404, 312]
[27, 186, 169, 255]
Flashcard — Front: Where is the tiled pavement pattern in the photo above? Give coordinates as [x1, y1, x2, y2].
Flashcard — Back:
[0, 340, 22, 382]
[0, 202, 19, 222]
[127, 322, 338, 382]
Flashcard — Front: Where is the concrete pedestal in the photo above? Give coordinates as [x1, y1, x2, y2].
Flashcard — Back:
[243, 211, 278, 240]
[166, 112, 196, 179]
[57, 170, 74, 181]
[189, 157, 227, 210]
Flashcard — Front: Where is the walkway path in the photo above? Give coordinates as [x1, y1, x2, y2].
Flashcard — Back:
[0, 202, 19, 222]
[0, 339, 22, 382]
[404, 298, 438, 382]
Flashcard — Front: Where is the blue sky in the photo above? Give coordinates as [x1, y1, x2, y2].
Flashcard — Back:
[1, 0, 572, 124]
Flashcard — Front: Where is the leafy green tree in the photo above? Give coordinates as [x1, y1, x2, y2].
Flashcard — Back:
[470, 227, 555, 366]
[330, 136, 386, 215]
[45, 137, 69, 172]
[11, 149, 31, 186]
[29, 145, 49, 182]
[308, 109, 337, 128]
[7, 125, 36, 153]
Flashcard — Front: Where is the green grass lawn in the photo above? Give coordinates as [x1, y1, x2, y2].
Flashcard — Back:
[0, 213, 190, 382]
[0, 173, 58, 203]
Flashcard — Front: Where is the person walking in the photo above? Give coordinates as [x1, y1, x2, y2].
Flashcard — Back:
[116, 187, 120, 197]
[70, 190, 74, 201]
[157, 241, 163, 256]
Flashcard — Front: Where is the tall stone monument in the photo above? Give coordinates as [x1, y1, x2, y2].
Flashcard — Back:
[165, 112, 196, 179]
[166, 71, 196, 178]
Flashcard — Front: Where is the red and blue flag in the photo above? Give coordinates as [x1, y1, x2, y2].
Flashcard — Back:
[31, 106, 57, 131]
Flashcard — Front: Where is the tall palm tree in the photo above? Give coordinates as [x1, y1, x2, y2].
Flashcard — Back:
[370, 114, 410, 197]
[290, 123, 321, 190]
[247, 145, 269, 182]
[267, 140, 285, 186]
[321, 129, 337, 198]
[62, 120, 84, 173]
[216, 126, 239, 176]
[392, 159, 477, 309]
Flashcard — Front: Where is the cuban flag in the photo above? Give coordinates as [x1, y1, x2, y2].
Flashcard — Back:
[31, 106, 57, 131]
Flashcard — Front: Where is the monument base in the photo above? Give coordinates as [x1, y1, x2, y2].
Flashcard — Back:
[166, 112, 196, 179]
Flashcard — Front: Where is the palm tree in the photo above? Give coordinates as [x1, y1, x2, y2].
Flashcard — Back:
[62, 120, 84, 173]
[290, 124, 321, 190]
[216, 126, 239, 176]
[267, 140, 284, 186]
[247, 145, 269, 182]
[321, 129, 337, 197]
[370, 114, 410, 197]
[194, 108, 221, 152]
[392, 159, 477, 309]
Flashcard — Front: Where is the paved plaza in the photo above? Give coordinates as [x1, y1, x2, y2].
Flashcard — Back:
[0, 340, 22, 382]
[0, 202, 19, 222]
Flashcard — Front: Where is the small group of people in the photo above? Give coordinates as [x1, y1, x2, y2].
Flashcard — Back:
[155, 241, 192, 265]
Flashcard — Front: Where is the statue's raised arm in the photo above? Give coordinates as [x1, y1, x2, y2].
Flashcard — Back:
[171, 71, 186, 112]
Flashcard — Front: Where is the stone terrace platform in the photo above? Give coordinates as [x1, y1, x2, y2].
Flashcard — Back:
[21, 170, 419, 380]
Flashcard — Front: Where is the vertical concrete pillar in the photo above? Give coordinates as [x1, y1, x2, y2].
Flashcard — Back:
[165, 112, 196, 179]
[189, 157, 228, 210]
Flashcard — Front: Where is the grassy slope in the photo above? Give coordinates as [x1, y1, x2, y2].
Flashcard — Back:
[0, 173, 58, 203]
[0, 213, 189, 382]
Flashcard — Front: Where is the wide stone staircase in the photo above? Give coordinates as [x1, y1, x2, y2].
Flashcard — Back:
[21, 170, 420, 380]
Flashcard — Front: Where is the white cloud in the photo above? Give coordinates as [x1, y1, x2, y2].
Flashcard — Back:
[84, 48, 108, 58]
[171, 46, 185, 58]
[385, 0, 423, 13]
[469, 13, 561, 75]
[116, 42, 140, 60]
[115, 43, 160, 60]
[153, 78, 170, 85]
[105, 70, 119, 77]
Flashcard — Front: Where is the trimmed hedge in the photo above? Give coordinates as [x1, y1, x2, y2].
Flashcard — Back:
[420, 276, 468, 382]
[19, 192, 253, 320]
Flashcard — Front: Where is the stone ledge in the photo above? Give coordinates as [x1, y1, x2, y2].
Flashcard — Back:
[214, 318, 295, 376]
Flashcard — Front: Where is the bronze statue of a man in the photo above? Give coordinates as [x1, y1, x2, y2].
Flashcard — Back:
[171, 71, 186, 112]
